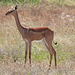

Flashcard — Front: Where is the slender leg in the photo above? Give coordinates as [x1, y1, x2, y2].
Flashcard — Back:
[25, 41, 28, 64]
[29, 41, 31, 66]
[52, 46, 57, 69]
[44, 33, 56, 69]
[49, 54, 53, 69]
[54, 51, 57, 69]
[43, 39, 53, 69]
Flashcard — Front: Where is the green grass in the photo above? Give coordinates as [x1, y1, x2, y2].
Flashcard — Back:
[49, 0, 75, 5]
[0, 40, 71, 63]
[0, 0, 75, 6]
[32, 50, 49, 61]
[27, 72, 31, 75]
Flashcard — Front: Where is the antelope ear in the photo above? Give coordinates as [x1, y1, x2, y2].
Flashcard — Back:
[15, 5, 17, 10]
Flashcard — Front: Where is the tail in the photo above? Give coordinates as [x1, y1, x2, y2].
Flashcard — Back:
[53, 41, 57, 45]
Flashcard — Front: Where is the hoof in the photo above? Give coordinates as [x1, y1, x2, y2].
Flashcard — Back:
[48, 67, 50, 70]
[24, 64, 26, 68]
[55, 66, 57, 69]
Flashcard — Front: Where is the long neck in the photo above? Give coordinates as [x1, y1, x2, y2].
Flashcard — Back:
[13, 11, 24, 34]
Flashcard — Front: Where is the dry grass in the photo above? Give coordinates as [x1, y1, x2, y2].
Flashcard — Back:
[0, 60, 75, 75]
[0, 3, 75, 75]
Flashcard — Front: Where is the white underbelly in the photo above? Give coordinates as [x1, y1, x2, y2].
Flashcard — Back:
[32, 39, 43, 42]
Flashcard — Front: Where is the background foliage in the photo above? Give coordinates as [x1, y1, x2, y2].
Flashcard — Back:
[0, 0, 75, 6]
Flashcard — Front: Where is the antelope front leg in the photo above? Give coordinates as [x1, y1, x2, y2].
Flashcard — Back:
[25, 41, 28, 64]
[29, 41, 32, 66]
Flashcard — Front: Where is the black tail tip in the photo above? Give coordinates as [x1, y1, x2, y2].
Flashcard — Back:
[55, 42, 57, 45]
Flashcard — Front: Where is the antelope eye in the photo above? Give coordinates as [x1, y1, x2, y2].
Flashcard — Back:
[9, 11, 13, 13]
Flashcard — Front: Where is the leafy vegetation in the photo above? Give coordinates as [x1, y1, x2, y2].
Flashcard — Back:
[0, 0, 75, 6]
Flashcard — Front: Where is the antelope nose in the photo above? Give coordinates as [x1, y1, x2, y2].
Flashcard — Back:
[5, 13, 8, 16]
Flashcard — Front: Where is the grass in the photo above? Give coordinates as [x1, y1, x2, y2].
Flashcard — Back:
[0, 0, 75, 6]
[0, 2, 75, 75]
